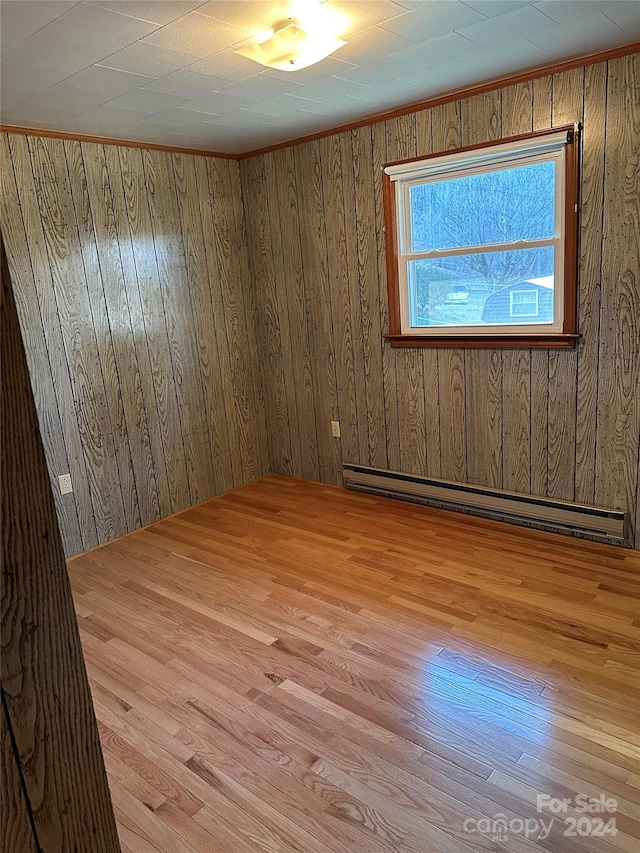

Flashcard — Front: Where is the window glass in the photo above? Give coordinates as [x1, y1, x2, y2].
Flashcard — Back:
[409, 161, 556, 253]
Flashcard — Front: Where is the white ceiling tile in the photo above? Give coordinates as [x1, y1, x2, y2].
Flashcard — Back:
[458, 0, 531, 17]
[379, 0, 486, 40]
[175, 90, 259, 115]
[335, 25, 412, 65]
[222, 73, 306, 99]
[239, 93, 323, 117]
[0, 1, 80, 51]
[600, 1, 640, 31]
[143, 68, 231, 96]
[142, 12, 251, 57]
[0, 59, 73, 90]
[88, 1, 207, 25]
[461, 38, 549, 71]
[64, 65, 156, 94]
[140, 106, 210, 125]
[392, 32, 486, 69]
[267, 56, 356, 85]
[19, 85, 116, 112]
[38, 3, 160, 51]
[456, 5, 559, 47]
[74, 103, 142, 124]
[104, 88, 193, 112]
[1, 102, 81, 125]
[196, 1, 293, 30]
[299, 94, 372, 115]
[200, 108, 268, 128]
[0, 88, 40, 110]
[334, 55, 426, 85]
[325, 1, 411, 34]
[99, 42, 196, 76]
[292, 76, 372, 101]
[1, 33, 111, 74]
[523, 25, 626, 56]
[186, 47, 263, 81]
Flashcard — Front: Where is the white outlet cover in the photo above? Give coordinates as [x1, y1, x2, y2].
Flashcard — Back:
[59, 473, 73, 495]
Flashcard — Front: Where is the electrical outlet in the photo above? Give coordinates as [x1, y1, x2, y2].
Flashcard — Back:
[331, 420, 341, 438]
[59, 473, 73, 495]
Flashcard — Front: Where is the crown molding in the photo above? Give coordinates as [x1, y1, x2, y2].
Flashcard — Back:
[237, 40, 639, 159]
[0, 124, 239, 160]
[1, 41, 637, 162]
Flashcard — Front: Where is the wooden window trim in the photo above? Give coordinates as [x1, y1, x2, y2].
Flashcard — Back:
[383, 125, 581, 349]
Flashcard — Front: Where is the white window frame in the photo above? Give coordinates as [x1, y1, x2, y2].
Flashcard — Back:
[510, 289, 540, 318]
[382, 125, 580, 348]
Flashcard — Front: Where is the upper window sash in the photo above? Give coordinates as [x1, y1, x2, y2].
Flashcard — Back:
[383, 127, 574, 182]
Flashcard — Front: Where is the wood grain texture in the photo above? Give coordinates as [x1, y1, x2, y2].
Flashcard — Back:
[595, 54, 640, 539]
[1, 701, 38, 853]
[548, 67, 584, 501]
[240, 56, 639, 545]
[501, 82, 534, 494]
[67, 475, 640, 853]
[2, 133, 268, 556]
[1, 234, 121, 851]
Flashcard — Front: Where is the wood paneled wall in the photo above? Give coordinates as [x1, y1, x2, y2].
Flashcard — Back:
[2, 235, 120, 852]
[242, 53, 640, 548]
[1, 133, 268, 556]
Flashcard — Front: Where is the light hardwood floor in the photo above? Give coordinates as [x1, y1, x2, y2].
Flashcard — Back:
[67, 475, 640, 853]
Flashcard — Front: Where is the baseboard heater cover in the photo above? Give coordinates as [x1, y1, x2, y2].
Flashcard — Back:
[342, 464, 625, 543]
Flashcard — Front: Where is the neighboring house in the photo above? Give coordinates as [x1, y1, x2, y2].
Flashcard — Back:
[481, 277, 554, 324]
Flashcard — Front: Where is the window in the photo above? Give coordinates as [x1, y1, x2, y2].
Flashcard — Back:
[383, 125, 580, 348]
[510, 289, 539, 318]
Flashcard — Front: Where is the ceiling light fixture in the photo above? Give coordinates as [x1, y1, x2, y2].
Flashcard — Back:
[235, 17, 347, 72]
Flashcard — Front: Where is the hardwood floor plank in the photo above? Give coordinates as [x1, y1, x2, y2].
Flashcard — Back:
[69, 477, 640, 853]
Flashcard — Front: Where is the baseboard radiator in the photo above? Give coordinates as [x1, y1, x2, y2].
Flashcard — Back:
[342, 464, 625, 543]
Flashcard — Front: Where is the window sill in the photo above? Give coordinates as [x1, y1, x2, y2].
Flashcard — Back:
[384, 333, 580, 349]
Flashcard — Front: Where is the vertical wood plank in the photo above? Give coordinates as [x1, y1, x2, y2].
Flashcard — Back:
[103, 143, 173, 519]
[595, 54, 640, 545]
[5, 132, 99, 550]
[386, 113, 427, 476]
[350, 125, 387, 470]
[0, 134, 84, 555]
[172, 152, 233, 493]
[194, 154, 244, 488]
[294, 140, 341, 485]
[143, 148, 215, 505]
[430, 101, 466, 482]
[461, 91, 503, 489]
[117, 145, 191, 512]
[273, 146, 319, 481]
[78, 140, 160, 525]
[531, 75, 553, 496]
[339, 130, 369, 466]
[501, 81, 534, 494]
[1, 702, 39, 853]
[245, 153, 293, 475]
[320, 132, 360, 465]
[1, 234, 121, 851]
[575, 62, 607, 507]
[28, 134, 129, 541]
[228, 159, 270, 480]
[206, 157, 264, 483]
[372, 120, 399, 472]
[549, 66, 584, 501]
[65, 139, 141, 535]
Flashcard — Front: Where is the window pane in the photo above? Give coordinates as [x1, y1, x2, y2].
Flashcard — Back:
[408, 247, 554, 328]
[409, 160, 556, 252]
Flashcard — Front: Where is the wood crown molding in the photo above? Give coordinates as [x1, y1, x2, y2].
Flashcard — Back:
[1, 41, 637, 162]
[238, 41, 639, 159]
[0, 124, 238, 160]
